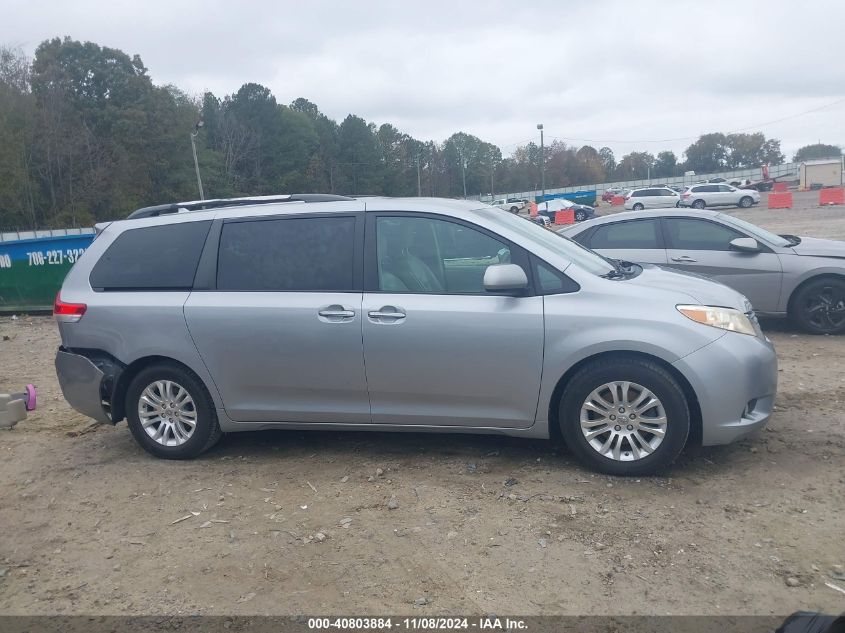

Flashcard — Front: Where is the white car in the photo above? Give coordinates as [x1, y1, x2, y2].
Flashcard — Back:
[624, 187, 681, 210]
[491, 198, 527, 213]
[679, 184, 760, 209]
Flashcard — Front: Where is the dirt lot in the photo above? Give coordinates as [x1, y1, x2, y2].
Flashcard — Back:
[0, 191, 844, 617]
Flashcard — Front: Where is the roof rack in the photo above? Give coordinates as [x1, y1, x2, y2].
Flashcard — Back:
[126, 194, 354, 220]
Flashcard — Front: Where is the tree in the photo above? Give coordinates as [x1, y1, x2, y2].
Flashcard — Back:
[793, 143, 842, 162]
[615, 152, 655, 180]
[598, 147, 615, 179]
[683, 133, 728, 173]
[338, 114, 383, 194]
[725, 133, 784, 169]
[654, 151, 678, 178]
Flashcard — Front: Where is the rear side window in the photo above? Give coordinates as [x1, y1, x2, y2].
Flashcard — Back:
[90, 221, 211, 291]
[217, 216, 355, 291]
[590, 219, 661, 249]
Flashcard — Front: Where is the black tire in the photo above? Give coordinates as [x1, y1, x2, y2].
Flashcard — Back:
[558, 357, 690, 476]
[692, 199, 706, 209]
[789, 277, 845, 335]
[575, 210, 587, 221]
[633, 203, 644, 211]
[675, 201, 680, 207]
[509, 206, 519, 214]
[739, 196, 753, 208]
[125, 362, 222, 459]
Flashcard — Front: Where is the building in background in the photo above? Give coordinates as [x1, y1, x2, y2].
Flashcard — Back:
[799, 158, 843, 189]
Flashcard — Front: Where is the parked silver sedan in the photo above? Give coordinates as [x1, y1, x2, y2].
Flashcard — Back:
[559, 209, 845, 334]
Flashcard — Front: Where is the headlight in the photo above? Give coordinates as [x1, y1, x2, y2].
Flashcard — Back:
[676, 304, 757, 336]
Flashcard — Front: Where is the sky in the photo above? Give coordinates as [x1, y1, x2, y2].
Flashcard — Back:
[3, 0, 844, 161]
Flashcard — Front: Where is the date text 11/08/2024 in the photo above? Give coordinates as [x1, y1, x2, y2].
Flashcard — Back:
[307, 617, 528, 630]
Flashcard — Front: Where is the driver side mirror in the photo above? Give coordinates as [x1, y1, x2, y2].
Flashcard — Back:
[730, 237, 760, 253]
[483, 264, 528, 294]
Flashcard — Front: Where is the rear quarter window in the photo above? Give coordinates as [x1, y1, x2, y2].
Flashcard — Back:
[89, 221, 212, 290]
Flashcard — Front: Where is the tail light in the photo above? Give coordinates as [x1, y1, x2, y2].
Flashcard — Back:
[682, 193, 690, 198]
[54, 292, 87, 323]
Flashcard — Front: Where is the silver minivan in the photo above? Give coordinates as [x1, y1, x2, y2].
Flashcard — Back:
[55, 195, 777, 475]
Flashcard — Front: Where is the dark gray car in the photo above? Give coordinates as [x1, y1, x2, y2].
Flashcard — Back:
[560, 209, 845, 333]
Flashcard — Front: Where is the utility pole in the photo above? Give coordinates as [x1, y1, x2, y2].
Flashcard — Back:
[490, 156, 495, 202]
[416, 154, 422, 197]
[460, 153, 467, 199]
[190, 120, 205, 201]
[537, 124, 545, 202]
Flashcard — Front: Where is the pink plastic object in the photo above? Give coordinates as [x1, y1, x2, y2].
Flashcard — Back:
[25, 384, 36, 411]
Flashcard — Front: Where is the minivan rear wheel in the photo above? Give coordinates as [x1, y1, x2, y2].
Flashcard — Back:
[559, 357, 690, 475]
[126, 363, 222, 459]
[632, 203, 644, 211]
[692, 199, 706, 209]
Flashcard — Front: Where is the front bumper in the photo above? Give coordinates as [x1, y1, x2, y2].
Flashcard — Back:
[55, 349, 113, 424]
[673, 332, 778, 446]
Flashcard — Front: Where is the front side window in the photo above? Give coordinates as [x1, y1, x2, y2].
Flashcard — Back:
[217, 216, 355, 291]
[90, 221, 211, 291]
[590, 219, 661, 250]
[664, 218, 743, 251]
[375, 216, 518, 294]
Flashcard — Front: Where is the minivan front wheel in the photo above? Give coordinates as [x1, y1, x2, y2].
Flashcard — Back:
[126, 363, 222, 459]
[632, 203, 644, 211]
[559, 357, 690, 475]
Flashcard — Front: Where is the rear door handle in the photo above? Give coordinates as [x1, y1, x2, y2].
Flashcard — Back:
[671, 256, 697, 263]
[368, 307, 406, 321]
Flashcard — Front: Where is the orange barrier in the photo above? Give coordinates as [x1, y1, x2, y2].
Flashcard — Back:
[772, 182, 788, 192]
[611, 195, 625, 206]
[767, 192, 792, 209]
[554, 209, 575, 225]
[529, 201, 538, 216]
[819, 187, 845, 205]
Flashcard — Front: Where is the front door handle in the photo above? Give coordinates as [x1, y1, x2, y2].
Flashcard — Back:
[368, 306, 406, 321]
[671, 256, 697, 263]
[318, 305, 355, 322]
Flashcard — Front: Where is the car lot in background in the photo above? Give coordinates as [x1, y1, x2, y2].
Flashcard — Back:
[623, 187, 681, 210]
[559, 207, 845, 334]
[680, 183, 760, 209]
[602, 187, 624, 202]
[491, 197, 528, 213]
[537, 198, 596, 222]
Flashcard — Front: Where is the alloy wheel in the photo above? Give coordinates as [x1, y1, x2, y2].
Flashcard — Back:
[579, 381, 668, 461]
[803, 285, 845, 332]
[138, 380, 198, 446]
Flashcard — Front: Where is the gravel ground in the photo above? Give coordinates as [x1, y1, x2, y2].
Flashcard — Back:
[0, 191, 844, 616]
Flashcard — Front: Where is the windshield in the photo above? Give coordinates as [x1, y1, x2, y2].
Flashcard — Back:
[718, 214, 792, 247]
[482, 210, 614, 276]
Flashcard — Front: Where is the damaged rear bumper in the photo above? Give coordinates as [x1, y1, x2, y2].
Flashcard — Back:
[55, 348, 122, 424]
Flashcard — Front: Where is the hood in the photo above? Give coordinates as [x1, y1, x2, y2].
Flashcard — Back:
[623, 264, 750, 312]
[788, 236, 845, 259]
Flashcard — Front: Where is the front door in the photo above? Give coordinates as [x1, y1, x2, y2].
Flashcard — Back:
[361, 213, 545, 428]
[662, 216, 783, 312]
[184, 211, 371, 423]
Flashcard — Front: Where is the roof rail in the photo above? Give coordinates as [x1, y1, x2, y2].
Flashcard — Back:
[126, 194, 354, 220]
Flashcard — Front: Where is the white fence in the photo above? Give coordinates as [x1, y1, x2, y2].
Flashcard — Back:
[481, 163, 799, 203]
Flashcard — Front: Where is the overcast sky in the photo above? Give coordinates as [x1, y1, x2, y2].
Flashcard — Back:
[3, 0, 844, 160]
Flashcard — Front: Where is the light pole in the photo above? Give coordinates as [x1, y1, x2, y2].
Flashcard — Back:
[537, 123, 545, 202]
[190, 120, 205, 201]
